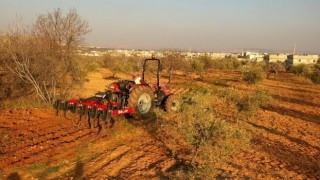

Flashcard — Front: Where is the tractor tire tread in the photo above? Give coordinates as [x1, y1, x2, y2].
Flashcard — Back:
[128, 85, 154, 119]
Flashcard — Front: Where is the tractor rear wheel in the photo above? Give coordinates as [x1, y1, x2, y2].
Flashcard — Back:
[128, 86, 154, 119]
[165, 95, 181, 114]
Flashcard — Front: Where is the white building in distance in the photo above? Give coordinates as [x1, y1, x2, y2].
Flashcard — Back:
[287, 54, 318, 65]
[266, 54, 288, 63]
[243, 52, 264, 62]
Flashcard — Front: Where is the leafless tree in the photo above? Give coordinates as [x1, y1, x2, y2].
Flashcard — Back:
[1, 9, 90, 103]
[162, 50, 185, 83]
[33, 8, 90, 51]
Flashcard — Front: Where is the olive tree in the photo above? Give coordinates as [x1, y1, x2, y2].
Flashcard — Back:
[309, 64, 320, 84]
[266, 62, 286, 78]
[161, 50, 185, 83]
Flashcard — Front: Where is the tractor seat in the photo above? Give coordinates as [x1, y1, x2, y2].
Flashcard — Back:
[118, 80, 135, 91]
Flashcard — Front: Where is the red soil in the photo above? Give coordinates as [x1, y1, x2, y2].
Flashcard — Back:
[0, 70, 319, 179]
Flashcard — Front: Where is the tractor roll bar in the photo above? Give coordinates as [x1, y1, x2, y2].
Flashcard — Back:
[142, 58, 160, 93]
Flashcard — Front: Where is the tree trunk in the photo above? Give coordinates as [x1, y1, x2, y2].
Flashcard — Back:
[168, 58, 173, 84]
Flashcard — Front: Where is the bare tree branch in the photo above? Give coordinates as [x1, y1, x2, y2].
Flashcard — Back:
[1, 9, 90, 103]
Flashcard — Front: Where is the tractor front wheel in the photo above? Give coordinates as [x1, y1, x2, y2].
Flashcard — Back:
[128, 86, 154, 119]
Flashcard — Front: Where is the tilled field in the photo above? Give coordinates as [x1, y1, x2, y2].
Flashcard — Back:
[0, 108, 179, 179]
[0, 69, 320, 179]
[207, 72, 320, 179]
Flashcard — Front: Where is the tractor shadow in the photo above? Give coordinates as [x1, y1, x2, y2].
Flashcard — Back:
[7, 172, 21, 180]
[73, 161, 84, 179]
[126, 113, 159, 129]
[126, 112, 194, 176]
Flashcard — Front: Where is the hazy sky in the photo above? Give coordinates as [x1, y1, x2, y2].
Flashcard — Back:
[0, 0, 319, 53]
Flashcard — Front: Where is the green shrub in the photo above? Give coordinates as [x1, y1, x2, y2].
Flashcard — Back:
[155, 85, 271, 178]
[243, 68, 265, 84]
[216, 87, 271, 120]
[189, 59, 205, 79]
[288, 64, 320, 84]
[156, 91, 251, 178]
[237, 87, 272, 118]
[266, 62, 286, 78]
[310, 72, 320, 84]
[215, 58, 241, 70]
[288, 64, 312, 77]
[309, 64, 320, 84]
[216, 87, 240, 103]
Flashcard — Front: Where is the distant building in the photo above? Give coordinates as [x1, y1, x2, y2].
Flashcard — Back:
[287, 54, 318, 65]
[183, 52, 206, 59]
[244, 52, 264, 62]
[209, 53, 227, 59]
[266, 54, 288, 63]
[79, 50, 102, 57]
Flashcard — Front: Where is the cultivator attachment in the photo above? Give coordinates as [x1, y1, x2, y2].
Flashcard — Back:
[54, 90, 135, 130]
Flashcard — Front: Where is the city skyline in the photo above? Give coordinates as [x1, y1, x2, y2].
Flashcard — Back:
[0, 0, 319, 54]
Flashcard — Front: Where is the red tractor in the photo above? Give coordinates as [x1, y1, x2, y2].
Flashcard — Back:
[54, 58, 180, 129]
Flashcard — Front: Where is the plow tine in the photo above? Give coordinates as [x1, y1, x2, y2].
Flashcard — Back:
[101, 109, 108, 122]
[54, 99, 64, 116]
[78, 105, 88, 129]
[70, 103, 78, 114]
[88, 107, 98, 129]
[98, 109, 108, 135]
[54, 100, 60, 116]
[53, 100, 68, 117]
[57, 100, 67, 118]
